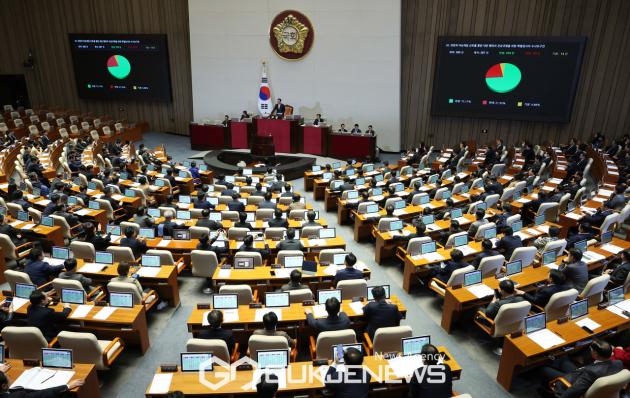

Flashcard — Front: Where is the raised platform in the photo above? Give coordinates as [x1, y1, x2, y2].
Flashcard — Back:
[203, 150, 316, 180]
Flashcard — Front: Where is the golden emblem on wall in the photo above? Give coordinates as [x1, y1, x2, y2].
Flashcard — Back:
[269, 10, 314, 60]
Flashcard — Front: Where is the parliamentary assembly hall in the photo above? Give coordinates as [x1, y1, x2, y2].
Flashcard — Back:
[0, 0, 628, 397]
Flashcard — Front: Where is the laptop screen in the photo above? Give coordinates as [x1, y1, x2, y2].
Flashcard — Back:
[374, 174, 384, 182]
[345, 168, 355, 176]
[402, 336, 431, 356]
[95, 251, 113, 264]
[601, 231, 613, 244]
[212, 294, 238, 310]
[421, 241, 436, 254]
[542, 251, 557, 265]
[332, 344, 363, 364]
[0, 345, 4, 363]
[608, 286, 624, 306]
[484, 227, 497, 239]
[333, 253, 347, 265]
[506, 260, 522, 276]
[511, 220, 523, 232]
[176, 210, 191, 220]
[209, 212, 222, 221]
[234, 257, 254, 269]
[106, 225, 121, 236]
[347, 191, 359, 200]
[179, 195, 191, 204]
[155, 179, 165, 187]
[371, 187, 383, 196]
[17, 211, 28, 222]
[367, 285, 390, 300]
[319, 228, 335, 239]
[364, 165, 374, 172]
[141, 255, 161, 267]
[124, 189, 136, 198]
[355, 178, 365, 186]
[463, 270, 482, 286]
[318, 289, 342, 304]
[265, 293, 290, 308]
[52, 246, 70, 260]
[534, 214, 545, 226]
[569, 299, 589, 320]
[242, 168, 252, 176]
[257, 349, 289, 369]
[454, 234, 468, 247]
[110, 292, 133, 308]
[139, 228, 155, 239]
[312, 165, 321, 172]
[389, 220, 403, 231]
[147, 208, 161, 218]
[284, 256, 303, 268]
[41, 348, 73, 369]
[181, 352, 213, 372]
[574, 240, 588, 253]
[15, 283, 36, 299]
[394, 200, 405, 209]
[366, 204, 379, 214]
[41, 216, 54, 227]
[422, 215, 434, 225]
[88, 201, 100, 210]
[61, 288, 85, 304]
[419, 195, 430, 205]
[525, 313, 546, 334]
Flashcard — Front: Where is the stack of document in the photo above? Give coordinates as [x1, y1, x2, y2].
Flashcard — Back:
[311, 304, 328, 318]
[601, 243, 624, 254]
[348, 301, 365, 315]
[467, 284, 494, 298]
[527, 329, 565, 349]
[78, 263, 106, 273]
[458, 245, 476, 256]
[148, 374, 173, 395]
[10, 367, 75, 390]
[136, 267, 161, 277]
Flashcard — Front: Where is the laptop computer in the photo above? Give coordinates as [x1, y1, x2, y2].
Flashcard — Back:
[257, 349, 289, 369]
[367, 285, 390, 300]
[61, 288, 85, 305]
[506, 260, 523, 276]
[265, 292, 290, 308]
[180, 352, 213, 372]
[317, 289, 342, 304]
[95, 251, 113, 264]
[524, 313, 546, 334]
[234, 257, 254, 269]
[332, 344, 363, 363]
[41, 348, 73, 369]
[402, 336, 431, 356]
[110, 292, 134, 308]
[569, 299, 589, 320]
[141, 255, 161, 267]
[463, 270, 482, 286]
[212, 294, 238, 310]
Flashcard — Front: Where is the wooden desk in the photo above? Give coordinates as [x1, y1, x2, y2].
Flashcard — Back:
[352, 204, 428, 242]
[6, 219, 64, 247]
[4, 359, 101, 398]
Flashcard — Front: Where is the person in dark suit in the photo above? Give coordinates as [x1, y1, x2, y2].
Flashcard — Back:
[99, 187, 121, 210]
[268, 208, 289, 228]
[276, 228, 304, 251]
[27, 290, 71, 342]
[351, 124, 361, 134]
[484, 279, 525, 319]
[339, 177, 355, 193]
[279, 269, 308, 292]
[237, 235, 270, 259]
[496, 226, 523, 260]
[333, 253, 364, 285]
[306, 297, 351, 335]
[232, 211, 253, 230]
[42, 193, 61, 216]
[434, 249, 469, 284]
[484, 176, 504, 196]
[409, 344, 453, 398]
[227, 193, 245, 212]
[11, 190, 31, 211]
[196, 209, 223, 231]
[566, 223, 595, 249]
[338, 123, 348, 133]
[365, 125, 375, 136]
[302, 211, 320, 228]
[467, 208, 488, 238]
[605, 184, 627, 210]
[58, 258, 92, 291]
[120, 226, 148, 257]
[0, 214, 24, 245]
[239, 111, 249, 121]
[560, 249, 589, 292]
[540, 339, 623, 398]
[362, 286, 403, 339]
[521, 269, 572, 308]
[250, 183, 266, 197]
[280, 184, 293, 197]
[196, 233, 228, 258]
[438, 220, 463, 247]
[270, 98, 285, 119]
[258, 192, 277, 210]
[256, 374, 279, 398]
[24, 248, 63, 287]
[313, 113, 323, 126]
[473, 239, 501, 268]
[158, 210, 187, 238]
[580, 202, 615, 230]
[165, 168, 177, 188]
[193, 192, 214, 210]
[325, 347, 370, 398]
[604, 250, 630, 284]
[198, 310, 235, 353]
[0, 364, 84, 397]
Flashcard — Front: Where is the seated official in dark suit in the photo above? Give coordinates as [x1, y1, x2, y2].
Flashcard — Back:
[496, 226, 523, 260]
[604, 250, 630, 285]
[580, 202, 614, 230]
[605, 184, 627, 210]
[132, 206, 155, 229]
[333, 253, 364, 285]
[158, 211, 186, 238]
[279, 269, 309, 292]
[306, 297, 351, 335]
[473, 239, 501, 268]
[196, 209, 223, 231]
[276, 228, 304, 251]
[27, 290, 71, 341]
[560, 249, 589, 292]
[270, 98, 285, 119]
[325, 347, 370, 397]
[313, 113, 324, 126]
[0, 214, 25, 245]
[434, 249, 469, 284]
[58, 258, 92, 291]
[227, 193, 245, 212]
[24, 248, 64, 287]
[193, 192, 214, 210]
[253, 311, 295, 348]
[237, 235, 270, 259]
[467, 209, 488, 238]
[540, 339, 623, 398]
[566, 223, 594, 249]
[120, 226, 148, 258]
[484, 279, 525, 320]
[362, 286, 403, 339]
[258, 192, 277, 209]
[233, 211, 253, 230]
[409, 344, 453, 398]
[522, 269, 572, 308]
[268, 208, 289, 228]
[199, 310, 235, 353]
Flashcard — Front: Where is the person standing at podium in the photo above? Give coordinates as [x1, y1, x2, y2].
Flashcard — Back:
[338, 123, 348, 133]
[366, 125, 375, 136]
[240, 111, 250, 121]
[270, 98, 285, 119]
[313, 113, 324, 126]
[351, 124, 361, 134]
[222, 115, 230, 126]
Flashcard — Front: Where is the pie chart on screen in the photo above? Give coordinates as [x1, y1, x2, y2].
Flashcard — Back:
[107, 55, 131, 79]
[485, 63, 521, 93]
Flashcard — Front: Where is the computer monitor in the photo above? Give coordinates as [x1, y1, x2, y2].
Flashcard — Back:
[212, 294, 238, 310]
[332, 344, 363, 363]
[173, 230, 190, 240]
[542, 251, 557, 266]
[534, 214, 545, 226]
[245, 212, 255, 222]
[209, 212, 222, 221]
[484, 227, 497, 239]
[422, 215, 435, 225]
[461, 185, 469, 194]
[68, 196, 79, 206]
[32, 187, 41, 197]
[419, 195, 430, 205]
[525, 313, 546, 334]
[242, 168, 253, 176]
[284, 256, 303, 269]
[608, 286, 624, 306]
[421, 241, 436, 254]
[355, 178, 365, 186]
[61, 288, 85, 304]
[52, 246, 70, 260]
[367, 285, 390, 300]
[347, 191, 359, 200]
[463, 270, 482, 286]
[225, 176, 235, 183]
[176, 210, 191, 220]
[208, 197, 219, 206]
[365, 165, 374, 172]
[147, 208, 161, 218]
[333, 253, 347, 265]
[428, 175, 438, 184]
[511, 220, 523, 233]
[569, 299, 589, 320]
[442, 191, 452, 200]
[124, 189, 136, 198]
[477, 203, 487, 211]
[601, 231, 613, 244]
[15, 283, 36, 299]
[141, 255, 161, 267]
[179, 195, 191, 204]
[41, 348, 73, 369]
[506, 260, 522, 276]
[454, 234, 468, 247]
[312, 165, 321, 172]
[120, 172, 129, 180]
[0, 345, 4, 363]
[88, 201, 100, 210]
[365, 204, 379, 214]
[371, 187, 383, 196]
[95, 251, 113, 264]
[318, 289, 342, 304]
[345, 168, 355, 176]
[394, 200, 406, 209]
[139, 228, 155, 239]
[567, 202, 576, 213]
[322, 172, 333, 180]
[17, 210, 28, 222]
[110, 292, 134, 308]
[155, 179, 166, 187]
[234, 257, 254, 269]
[513, 191, 521, 200]
[574, 239, 588, 253]
[87, 182, 96, 190]
[41, 216, 54, 227]
[180, 352, 213, 372]
[106, 225, 121, 236]
[402, 336, 431, 356]
[302, 260, 317, 274]
[450, 208, 463, 219]
[389, 220, 403, 231]
[374, 174, 384, 182]
[257, 349, 289, 369]
[332, 162, 341, 169]
[265, 292, 290, 308]
[319, 228, 336, 239]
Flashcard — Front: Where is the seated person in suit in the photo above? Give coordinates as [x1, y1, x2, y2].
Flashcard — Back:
[258, 192, 277, 209]
[605, 184, 627, 210]
[484, 279, 525, 320]
[351, 124, 361, 134]
[11, 190, 31, 211]
[237, 235, 270, 260]
[560, 249, 589, 292]
[0, 214, 25, 245]
[58, 258, 92, 291]
[302, 210, 320, 228]
[521, 269, 572, 308]
[313, 113, 324, 126]
[409, 344, 453, 398]
[233, 211, 253, 230]
[540, 339, 623, 398]
[276, 228, 304, 252]
[220, 183, 237, 198]
[279, 269, 308, 292]
[253, 311, 295, 348]
[199, 310, 235, 353]
[534, 226, 561, 253]
[196, 209, 223, 230]
[159, 211, 186, 238]
[394, 222, 426, 243]
[227, 193, 245, 212]
[324, 347, 370, 396]
[256, 374, 278, 398]
[189, 161, 201, 179]
[365, 125, 375, 136]
[270, 98, 285, 119]
[24, 248, 64, 287]
[100, 187, 121, 210]
[120, 226, 148, 258]
[306, 297, 351, 334]
[580, 202, 615, 231]
[333, 253, 363, 285]
[496, 226, 523, 260]
[566, 223, 595, 249]
[110, 262, 145, 297]
[362, 286, 403, 339]
[467, 209, 488, 238]
[337, 123, 348, 133]
[132, 206, 155, 228]
[268, 208, 289, 228]
[434, 249, 468, 284]
[604, 250, 630, 285]
[473, 239, 501, 268]
[196, 232, 229, 258]
[193, 192, 213, 210]
[439, 220, 463, 247]
[27, 290, 71, 342]
[251, 183, 265, 197]
[288, 194, 306, 211]
[165, 168, 177, 187]
[42, 193, 61, 216]
[240, 110, 249, 121]
[280, 184, 293, 197]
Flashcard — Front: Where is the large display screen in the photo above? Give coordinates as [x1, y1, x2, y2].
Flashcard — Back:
[431, 36, 586, 122]
[68, 34, 172, 101]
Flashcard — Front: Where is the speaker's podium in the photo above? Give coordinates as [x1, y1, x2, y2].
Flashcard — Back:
[251, 135, 275, 160]
[256, 116, 303, 153]
[230, 117, 257, 149]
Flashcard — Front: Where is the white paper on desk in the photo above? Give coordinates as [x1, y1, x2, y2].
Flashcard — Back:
[157, 239, 171, 248]
[307, 238, 325, 246]
[10, 297, 29, 311]
[514, 232, 531, 241]
[467, 284, 494, 298]
[454, 217, 469, 224]
[36, 199, 51, 206]
[9, 221, 21, 227]
[544, 262, 559, 270]
[426, 224, 440, 231]
[393, 209, 407, 217]
[516, 198, 531, 204]
[256, 308, 283, 321]
[217, 269, 231, 278]
[44, 257, 65, 266]
[388, 355, 424, 378]
[503, 175, 514, 181]
[576, 318, 601, 331]
[426, 203, 439, 209]
[607, 305, 629, 319]
[322, 265, 337, 276]
[70, 305, 93, 319]
[526, 228, 539, 236]
[109, 235, 122, 243]
[274, 269, 292, 279]
[176, 203, 189, 209]
[148, 373, 173, 395]
[527, 328, 565, 350]
[541, 186, 554, 192]
[615, 299, 630, 313]
[600, 243, 624, 255]
[591, 197, 606, 203]
[93, 307, 117, 320]
[75, 208, 91, 216]
[11, 367, 74, 390]
[458, 245, 476, 256]
[312, 304, 328, 318]
[549, 178, 563, 184]
[137, 267, 160, 277]
[349, 301, 364, 315]
[581, 206, 597, 213]
[582, 251, 606, 264]
[423, 252, 445, 263]
[597, 189, 613, 196]
[537, 225, 550, 234]
[21, 223, 36, 230]
[234, 241, 244, 249]
[112, 194, 124, 201]
[221, 309, 240, 323]
[457, 172, 468, 179]
[78, 263, 105, 273]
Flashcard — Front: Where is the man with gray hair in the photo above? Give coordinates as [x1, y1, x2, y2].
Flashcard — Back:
[159, 210, 185, 237]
